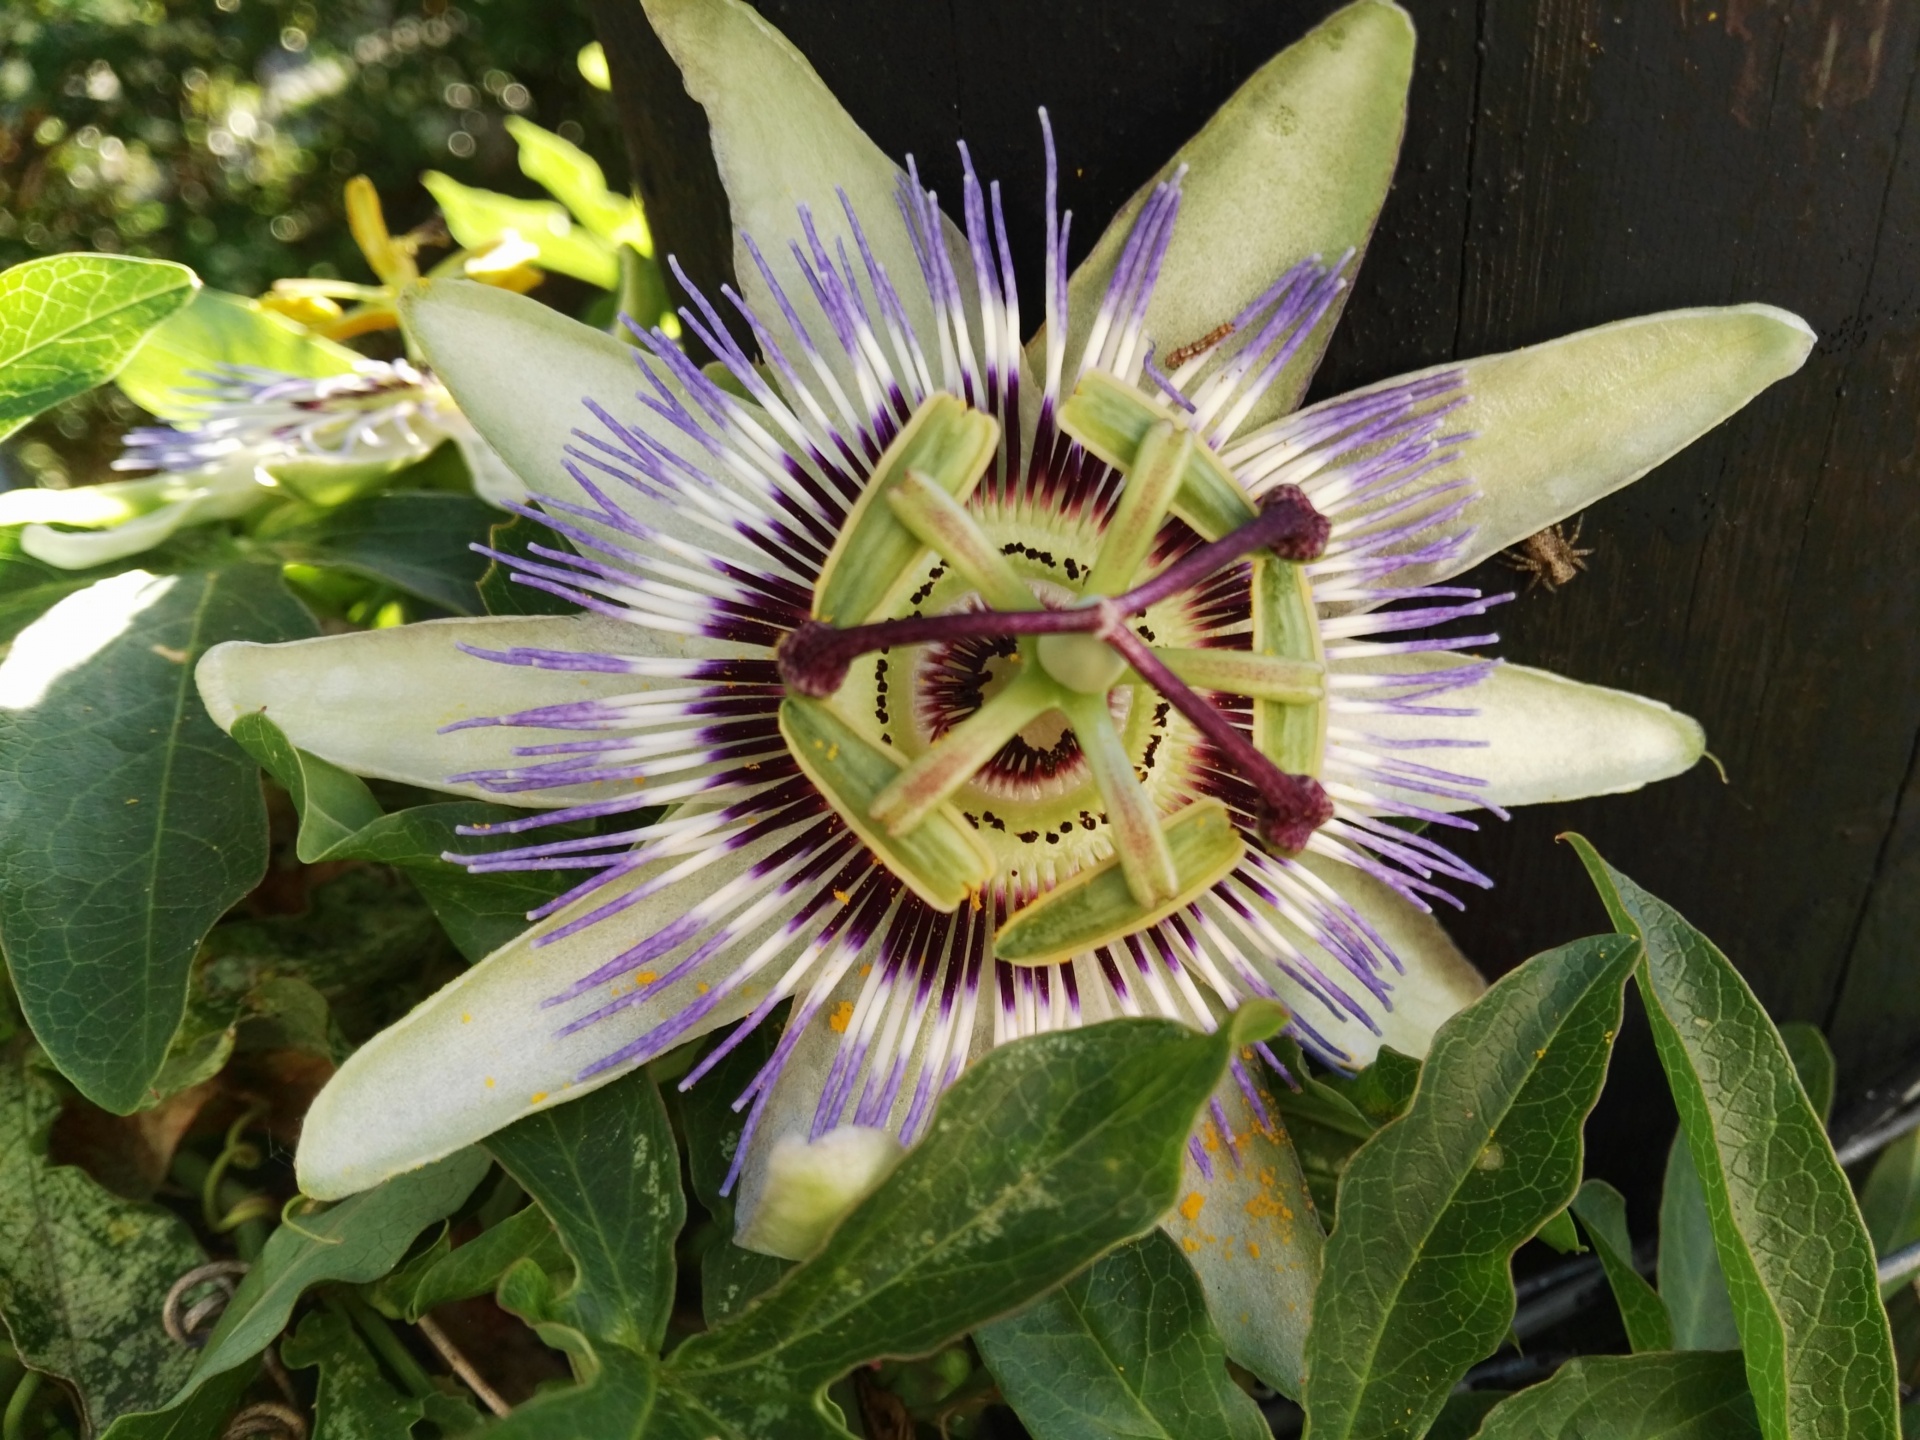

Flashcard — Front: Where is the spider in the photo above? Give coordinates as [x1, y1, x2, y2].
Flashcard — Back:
[1502, 517, 1594, 592]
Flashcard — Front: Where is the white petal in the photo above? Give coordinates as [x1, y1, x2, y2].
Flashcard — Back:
[296, 842, 777, 1199]
[446, 418, 529, 507]
[195, 613, 732, 803]
[1165, 1078, 1323, 1398]
[1048, 0, 1413, 427]
[1341, 654, 1705, 810]
[403, 281, 683, 517]
[1319, 305, 1815, 587]
[21, 503, 195, 569]
[734, 1126, 904, 1261]
[1296, 852, 1486, 1065]
[641, 0, 976, 406]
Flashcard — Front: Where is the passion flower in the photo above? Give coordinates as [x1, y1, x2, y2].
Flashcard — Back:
[195, 0, 1809, 1278]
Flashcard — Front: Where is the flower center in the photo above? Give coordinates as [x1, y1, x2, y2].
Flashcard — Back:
[776, 377, 1335, 964]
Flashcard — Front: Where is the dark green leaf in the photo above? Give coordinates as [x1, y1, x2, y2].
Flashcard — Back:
[1780, 1022, 1836, 1127]
[1862, 1131, 1920, 1298]
[0, 255, 197, 439]
[229, 712, 584, 960]
[271, 492, 495, 615]
[116, 288, 356, 422]
[1572, 1178, 1672, 1351]
[677, 1021, 792, 1325]
[1329, 1046, 1421, 1127]
[1425, 1391, 1508, 1440]
[282, 1308, 423, 1440]
[181, 1147, 490, 1397]
[0, 525, 124, 645]
[1301, 934, 1639, 1440]
[487, 1066, 684, 1354]
[1468, 1352, 1761, 1440]
[1659, 1132, 1741, 1351]
[0, 564, 314, 1112]
[1537, 1208, 1585, 1255]
[664, 1006, 1284, 1438]
[975, 1229, 1268, 1440]
[382, 1202, 568, 1322]
[1570, 835, 1900, 1440]
[0, 1051, 206, 1430]
[96, 1363, 255, 1440]
[474, 1347, 664, 1440]
[478, 515, 579, 617]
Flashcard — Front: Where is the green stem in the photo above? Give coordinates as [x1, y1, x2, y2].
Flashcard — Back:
[168, 1150, 272, 1262]
[3, 1371, 39, 1440]
[335, 1294, 437, 1400]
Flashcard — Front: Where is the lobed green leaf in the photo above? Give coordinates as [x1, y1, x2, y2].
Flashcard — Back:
[1468, 1351, 1760, 1439]
[1302, 933, 1639, 1440]
[0, 565, 315, 1111]
[0, 254, 197, 440]
[282, 1308, 424, 1440]
[1572, 1178, 1672, 1352]
[180, 1147, 490, 1398]
[0, 1052, 207, 1431]
[975, 1229, 1269, 1440]
[664, 1007, 1284, 1437]
[486, 1066, 684, 1354]
[1569, 835, 1899, 1440]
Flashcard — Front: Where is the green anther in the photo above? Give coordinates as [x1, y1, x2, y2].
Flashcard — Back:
[779, 697, 993, 912]
[884, 470, 1037, 611]
[1037, 629, 1127, 695]
[868, 665, 1060, 837]
[995, 799, 1247, 966]
[813, 393, 1001, 625]
[1150, 647, 1326, 704]
[1060, 691, 1179, 909]
[1251, 555, 1328, 777]
[1084, 419, 1194, 595]
[1057, 370, 1256, 542]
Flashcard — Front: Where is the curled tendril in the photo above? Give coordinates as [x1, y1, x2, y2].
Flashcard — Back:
[162, 1260, 251, 1348]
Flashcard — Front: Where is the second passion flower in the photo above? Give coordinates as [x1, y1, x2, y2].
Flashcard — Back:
[195, 0, 1809, 1250]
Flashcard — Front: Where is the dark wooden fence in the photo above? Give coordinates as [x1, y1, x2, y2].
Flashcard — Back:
[593, 0, 1920, 1216]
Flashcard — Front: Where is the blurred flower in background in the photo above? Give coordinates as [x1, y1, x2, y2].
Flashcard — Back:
[0, 0, 627, 494]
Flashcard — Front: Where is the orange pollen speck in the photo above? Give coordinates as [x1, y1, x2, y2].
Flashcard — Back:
[1179, 1192, 1206, 1222]
[829, 1000, 855, 1033]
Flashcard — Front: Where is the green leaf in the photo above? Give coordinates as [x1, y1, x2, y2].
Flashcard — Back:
[0, 255, 197, 440]
[1862, 1131, 1920, 1298]
[975, 1229, 1268, 1440]
[474, 1347, 663, 1439]
[1572, 1178, 1672, 1352]
[505, 116, 645, 247]
[269, 492, 496, 616]
[1570, 835, 1900, 1440]
[1780, 1021, 1836, 1126]
[1659, 1131, 1741, 1351]
[180, 1147, 490, 1398]
[0, 525, 125, 645]
[1301, 934, 1639, 1440]
[422, 173, 619, 288]
[228, 711, 586, 960]
[486, 1066, 684, 1354]
[97, 1364, 255, 1440]
[478, 514, 579, 617]
[677, 1022, 791, 1325]
[1425, 1392, 1508, 1440]
[382, 1201, 568, 1322]
[282, 1308, 424, 1440]
[0, 1052, 206, 1431]
[1536, 1207, 1585, 1255]
[663, 1006, 1284, 1437]
[115, 287, 358, 423]
[1468, 1352, 1761, 1440]
[0, 565, 315, 1111]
